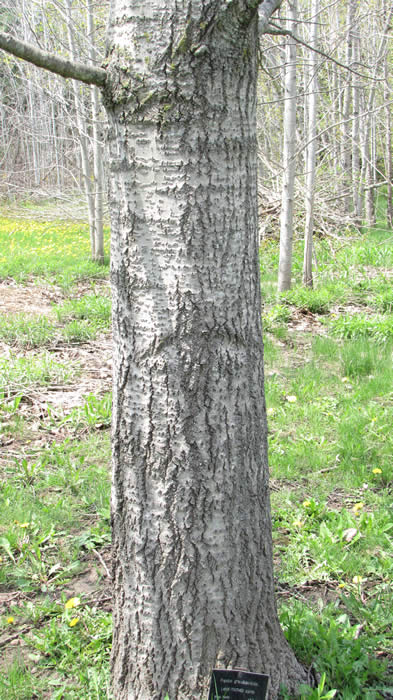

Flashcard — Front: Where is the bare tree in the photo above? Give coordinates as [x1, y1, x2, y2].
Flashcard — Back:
[302, 0, 319, 287]
[0, 0, 106, 260]
[278, 0, 298, 292]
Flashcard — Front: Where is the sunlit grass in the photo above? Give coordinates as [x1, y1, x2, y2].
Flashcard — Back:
[0, 217, 110, 288]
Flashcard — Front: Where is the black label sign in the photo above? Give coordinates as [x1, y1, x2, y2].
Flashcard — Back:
[208, 669, 269, 700]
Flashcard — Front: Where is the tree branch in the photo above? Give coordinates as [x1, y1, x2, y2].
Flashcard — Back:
[258, 0, 283, 34]
[263, 23, 382, 81]
[0, 32, 107, 87]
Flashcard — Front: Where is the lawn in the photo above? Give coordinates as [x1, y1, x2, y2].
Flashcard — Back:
[0, 212, 392, 699]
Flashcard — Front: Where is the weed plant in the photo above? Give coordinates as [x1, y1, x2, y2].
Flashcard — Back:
[0, 314, 56, 347]
[0, 352, 76, 394]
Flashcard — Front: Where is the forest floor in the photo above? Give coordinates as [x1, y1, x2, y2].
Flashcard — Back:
[0, 211, 392, 699]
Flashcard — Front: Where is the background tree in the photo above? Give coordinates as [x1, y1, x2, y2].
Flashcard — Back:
[0, 0, 107, 261]
[258, 0, 393, 284]
[278, 0, 298, 292]
[302, 0, 319, 288]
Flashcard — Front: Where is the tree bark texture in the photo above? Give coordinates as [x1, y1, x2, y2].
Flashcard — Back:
[104, 1, 305, 698]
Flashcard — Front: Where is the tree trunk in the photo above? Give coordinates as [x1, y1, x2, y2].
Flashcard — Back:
[341, 0, 354, 214]
[104, 2, 306, 698]
[352, 27, 362, 223]
[278, 0, 298, 292]
[87, 0, 105, 264]
[303, 0, 319, 288]
[66, 0, 96, 259]
[385, 56, 393, 228]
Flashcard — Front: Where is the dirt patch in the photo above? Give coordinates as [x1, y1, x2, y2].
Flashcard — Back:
[0, 280, 62, 316]
[0, 278, 111, 319]
[288, 308, 327, 335]
[62, 548, 112, 603]
[330, 302, 372, 316]
[359, 266, 393, 280]
[34, 334, 113, 411]
[276, 578, 340, 606]
[326, 488, 350, 510]
[70, 278, 110, 299]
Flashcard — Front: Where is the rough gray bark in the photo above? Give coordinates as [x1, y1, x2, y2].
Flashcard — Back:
[104, 1, 306, 698]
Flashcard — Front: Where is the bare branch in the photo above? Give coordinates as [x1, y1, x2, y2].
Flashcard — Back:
[0, 31, 107, 87]
[263, 23, 378, 80]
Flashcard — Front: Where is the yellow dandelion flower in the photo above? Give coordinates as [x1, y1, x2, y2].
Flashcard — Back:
[65, 597, 80, 610]
[352, 502, 364, 514]
[293, 520, 304, 528]
[18, 522, 30, 528]
[338, 583, 346, 589]
[302, 500, 311, 508]
[6, 616, 15, 624]
[69, 617, 79, 627]
[372, 468, 382, 475]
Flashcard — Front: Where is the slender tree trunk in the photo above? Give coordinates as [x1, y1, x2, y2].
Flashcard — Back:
[385, 56, 393, 228]
[303, 0, 319, 288]
[87, 0, 105, 263]
[342, 0, 354, 213]
[104, 1, 306, 698]
[65, 0, 96, 258]
[278, 0, 298, 292]
[359, 2, 393, 227]
[361, 106, 375, 227]
[352, 27, 362, 223]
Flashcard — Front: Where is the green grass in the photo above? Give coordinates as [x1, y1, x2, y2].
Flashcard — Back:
[279, 286, 338, 314]
[0, 312, 107, 346]
[260, 224, 393, 698]
[0, 434, 110, 592]
[0, 352, 77, 394]
[53, 294, 111, 326]
[0, 314, 56, 347]
[1, 213, 393, 698]
[0, 217, 109, 289]
[327, 313, 393, 342]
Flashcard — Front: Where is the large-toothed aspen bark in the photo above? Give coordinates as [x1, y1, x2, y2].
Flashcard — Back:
[104, 1, 306, 698]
